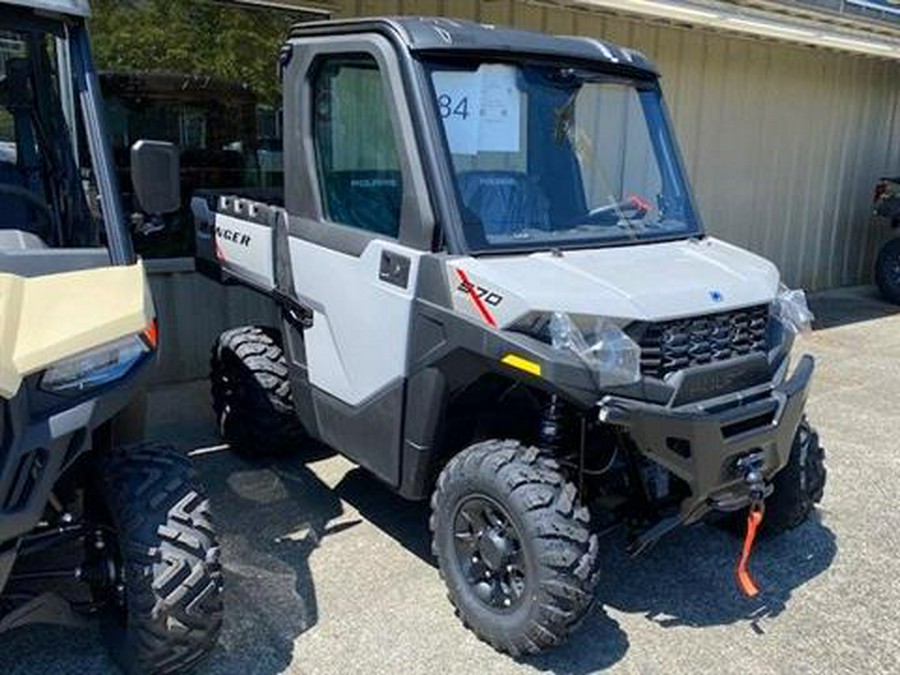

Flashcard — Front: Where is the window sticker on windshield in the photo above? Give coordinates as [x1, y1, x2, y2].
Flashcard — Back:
[431, 70, 482, 155]
[432, 65, 521, 155]
[477, 65, 520, 153]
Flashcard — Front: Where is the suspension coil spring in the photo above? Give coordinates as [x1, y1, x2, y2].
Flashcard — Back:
[76, 558, 117, 587]
[539, 395, 568, 452]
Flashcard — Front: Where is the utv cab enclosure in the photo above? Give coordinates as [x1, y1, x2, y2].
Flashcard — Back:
[0, 1, 222, 672]
[197, 17, 826, 655]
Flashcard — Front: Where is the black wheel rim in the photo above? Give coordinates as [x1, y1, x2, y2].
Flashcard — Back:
[223, 355, 248, 401]
[452, 496, 527, 612]
[217, 357, 249, 430]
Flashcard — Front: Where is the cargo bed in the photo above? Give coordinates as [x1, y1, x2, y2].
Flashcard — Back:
[192, 189, 284, 293]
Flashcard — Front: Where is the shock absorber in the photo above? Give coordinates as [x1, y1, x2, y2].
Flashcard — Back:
[539, 395, 591, 502]
[539, 395, 566, 452]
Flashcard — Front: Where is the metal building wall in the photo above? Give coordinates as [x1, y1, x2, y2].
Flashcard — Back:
[335, 0, 900, 290]
[146, 261, 278, 384]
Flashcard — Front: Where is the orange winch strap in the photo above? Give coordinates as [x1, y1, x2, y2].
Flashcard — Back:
[735, 505, 764, 598]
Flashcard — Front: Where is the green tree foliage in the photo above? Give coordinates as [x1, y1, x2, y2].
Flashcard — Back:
[89, 0, 297, 104]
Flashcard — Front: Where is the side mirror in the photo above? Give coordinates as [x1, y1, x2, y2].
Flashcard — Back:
[130, 140, 180, 215]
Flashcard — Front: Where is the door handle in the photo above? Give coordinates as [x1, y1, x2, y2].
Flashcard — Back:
[379, 250, 411, 288]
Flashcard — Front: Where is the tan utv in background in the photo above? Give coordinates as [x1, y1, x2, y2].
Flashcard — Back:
[0, 2, 223, 673]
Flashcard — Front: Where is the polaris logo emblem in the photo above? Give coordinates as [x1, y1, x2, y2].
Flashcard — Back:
[673, 355, 770, 406]
[681, 370, 741, 399]
[709, 290, 724, 303]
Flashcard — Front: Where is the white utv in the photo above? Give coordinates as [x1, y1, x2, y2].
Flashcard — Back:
[195, 17, 826, 655]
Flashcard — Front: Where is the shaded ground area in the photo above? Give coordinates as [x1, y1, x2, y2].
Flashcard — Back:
[808, 284, 900, 329]
[1, 286, 899, 674]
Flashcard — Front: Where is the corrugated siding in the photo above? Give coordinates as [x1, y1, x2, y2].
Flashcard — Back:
[335, 0, 900, 290]
[148, 269, 277, 384]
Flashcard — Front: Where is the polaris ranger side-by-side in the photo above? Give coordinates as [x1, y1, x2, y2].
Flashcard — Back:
[196, 17, 826, 654]
[0, 2, 222, 672]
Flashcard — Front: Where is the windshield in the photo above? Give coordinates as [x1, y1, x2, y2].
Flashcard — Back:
[427, 61, 701, 253]
[0, 24, 99, 253]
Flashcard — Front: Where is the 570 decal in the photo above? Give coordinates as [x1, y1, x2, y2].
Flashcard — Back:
[454, 268, 504, 329]
[456, 279, 503, 307]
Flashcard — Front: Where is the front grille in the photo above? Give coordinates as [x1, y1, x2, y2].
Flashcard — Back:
[636, 305, 770, 380]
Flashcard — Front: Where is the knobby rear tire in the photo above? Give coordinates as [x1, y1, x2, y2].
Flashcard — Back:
[875, 238, 900, 305]
[210, 326, 304, 457]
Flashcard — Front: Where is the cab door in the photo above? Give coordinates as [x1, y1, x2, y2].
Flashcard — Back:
[280, 35, 435, 485]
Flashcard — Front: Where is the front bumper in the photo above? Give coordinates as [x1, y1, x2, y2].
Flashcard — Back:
[598, 354, 814, 523]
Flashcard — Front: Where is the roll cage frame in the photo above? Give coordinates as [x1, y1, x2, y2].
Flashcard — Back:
[2, 6, 131, 264]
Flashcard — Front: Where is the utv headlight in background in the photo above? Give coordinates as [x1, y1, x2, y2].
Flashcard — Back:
[41, 323, 157, 393]
[774, 287, 814, 336]
[543, 312, 642, 388]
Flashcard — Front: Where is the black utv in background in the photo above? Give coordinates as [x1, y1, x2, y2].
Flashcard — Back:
[874, 176, 900, 303]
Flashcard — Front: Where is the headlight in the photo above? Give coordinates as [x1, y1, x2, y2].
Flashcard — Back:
[774, 287, 814, 335]
[532, 312, 641, 387]
[41, 324, 156, 393]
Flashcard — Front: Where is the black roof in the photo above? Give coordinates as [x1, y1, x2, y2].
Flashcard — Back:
[289, 16, 658, 76]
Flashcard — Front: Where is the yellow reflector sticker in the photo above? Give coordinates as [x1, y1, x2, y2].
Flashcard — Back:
[501, 354, 542, 377]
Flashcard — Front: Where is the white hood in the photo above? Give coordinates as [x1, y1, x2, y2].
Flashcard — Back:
[448, 237, 780, 326]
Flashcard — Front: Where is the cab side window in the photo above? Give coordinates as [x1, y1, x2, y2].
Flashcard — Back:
[312, 55, 402, 238]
